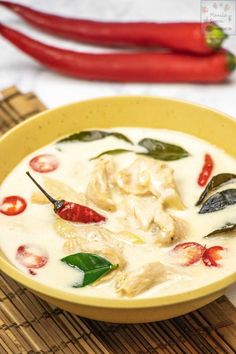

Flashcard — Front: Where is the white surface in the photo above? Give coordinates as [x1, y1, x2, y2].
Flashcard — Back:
[0, 0, 236, 305]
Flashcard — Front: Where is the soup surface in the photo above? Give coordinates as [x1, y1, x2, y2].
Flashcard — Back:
[1, 128, 236, 299]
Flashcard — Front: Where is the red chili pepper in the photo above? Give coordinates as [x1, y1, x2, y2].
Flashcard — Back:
[26, 171, 106, 223]
[0, 195, 27, 216]
[29, 154, 59, 173]
[172, 242, 206, 266]
[0, 1, 227, 54]
[197, 154, 214, 187]
[56, 201, 104, 223]
[16, 244, 48, 269]
[0, 24, 235, 83]
[202, 246, 225, 267]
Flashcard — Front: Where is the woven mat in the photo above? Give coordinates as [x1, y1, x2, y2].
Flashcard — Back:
[0, 87, 236, 354]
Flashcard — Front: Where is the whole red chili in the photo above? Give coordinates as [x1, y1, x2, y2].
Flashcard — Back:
[26, 172, 106, 223]
[0, 1, 227, 54]
[197, 154, 214, 187]
[0, 24, 235, 83]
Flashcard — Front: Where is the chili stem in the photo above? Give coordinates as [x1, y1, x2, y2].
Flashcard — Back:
[205, 23, 228, 50]
[26, 171, 57, 205]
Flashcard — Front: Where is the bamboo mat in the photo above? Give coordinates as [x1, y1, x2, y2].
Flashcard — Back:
[0, 87, 236, 354]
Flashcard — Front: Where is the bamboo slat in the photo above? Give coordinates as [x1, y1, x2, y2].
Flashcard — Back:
[0, 86, 236, 353]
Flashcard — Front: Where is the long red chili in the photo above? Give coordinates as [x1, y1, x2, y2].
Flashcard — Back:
[0, 24, 235, 83]
[197, 154, 214, 187]
[0, 1, 227, 54]
[26, 172, 106, 223]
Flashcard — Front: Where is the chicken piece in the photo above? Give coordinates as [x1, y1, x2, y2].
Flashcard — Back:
[63, 238, 81, 254]
[116, 157, 184, 210]
[151, 209, 176, 246]
[86, 155, 116, 211]
[54, 218, 85, 239]
[150, 200, 188, 245]
[119, 195, 156, 230]
[74, 229, 126, 285]
[31, 176, 86, 205]
[54, 219, 126, 282]
[115, 261, 166, 297]
[99, 247, 126, 270]
[78, 230, 126, 271]
[150, 162, 185, 210]
[93, 246, 127, 284]
[117, 158, 150, 195]
[71, 232, 125, 269]
[119, 195, 186, 245]
[172, 216, 188, 242]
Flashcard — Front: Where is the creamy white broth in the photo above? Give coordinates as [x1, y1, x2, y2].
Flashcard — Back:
[0, 127, 236, 299]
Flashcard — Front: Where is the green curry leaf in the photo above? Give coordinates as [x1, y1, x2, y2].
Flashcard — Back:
[204, 222, 236, 238]
[196, 173, 236, 206]
[199, 189, 236, 214]
[57, 130, 133, 145]
[138, 138, 189, 161]
[61, 252, 118, 287]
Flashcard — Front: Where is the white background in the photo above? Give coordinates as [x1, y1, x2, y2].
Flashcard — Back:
[0, 0, 236, 305]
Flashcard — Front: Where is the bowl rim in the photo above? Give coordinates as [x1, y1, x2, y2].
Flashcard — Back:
[0, 95, 236, 309]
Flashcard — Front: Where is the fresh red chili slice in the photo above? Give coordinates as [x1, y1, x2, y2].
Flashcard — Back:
[0, 196, 27, 216]
[198, 154, 214, 187]
[172, 242, 206, 266]
[202, 246, 225, 267]
[29, 154, 59, 173]
[16, 244, 48, 269]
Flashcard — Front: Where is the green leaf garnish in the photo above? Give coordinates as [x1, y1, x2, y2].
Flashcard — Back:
[61, 252, 118, 287]
[204, 222, 236, 238]
[138, 138, 189, 161]
[57, 130, 133, 145]
[90, 149, 132, 160]
[196, 173, 236, 206]
[199, 189, 236, 214]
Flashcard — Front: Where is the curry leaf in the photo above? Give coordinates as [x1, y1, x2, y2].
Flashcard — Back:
[90, 149, 132, 160]
[138, 138, 189, 161]
[204, 222, 236, 238]
[199, 189, 236, 214]
[61, 252, 118, 287]
[57, 130, 133, 144]
[196, 173, 236, 206]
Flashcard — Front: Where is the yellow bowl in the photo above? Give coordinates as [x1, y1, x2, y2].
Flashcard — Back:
[0, 96, 236, 323]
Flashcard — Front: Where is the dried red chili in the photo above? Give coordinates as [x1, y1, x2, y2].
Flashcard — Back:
[197, 154, 214, 187]
[26, 171, 106, 223]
